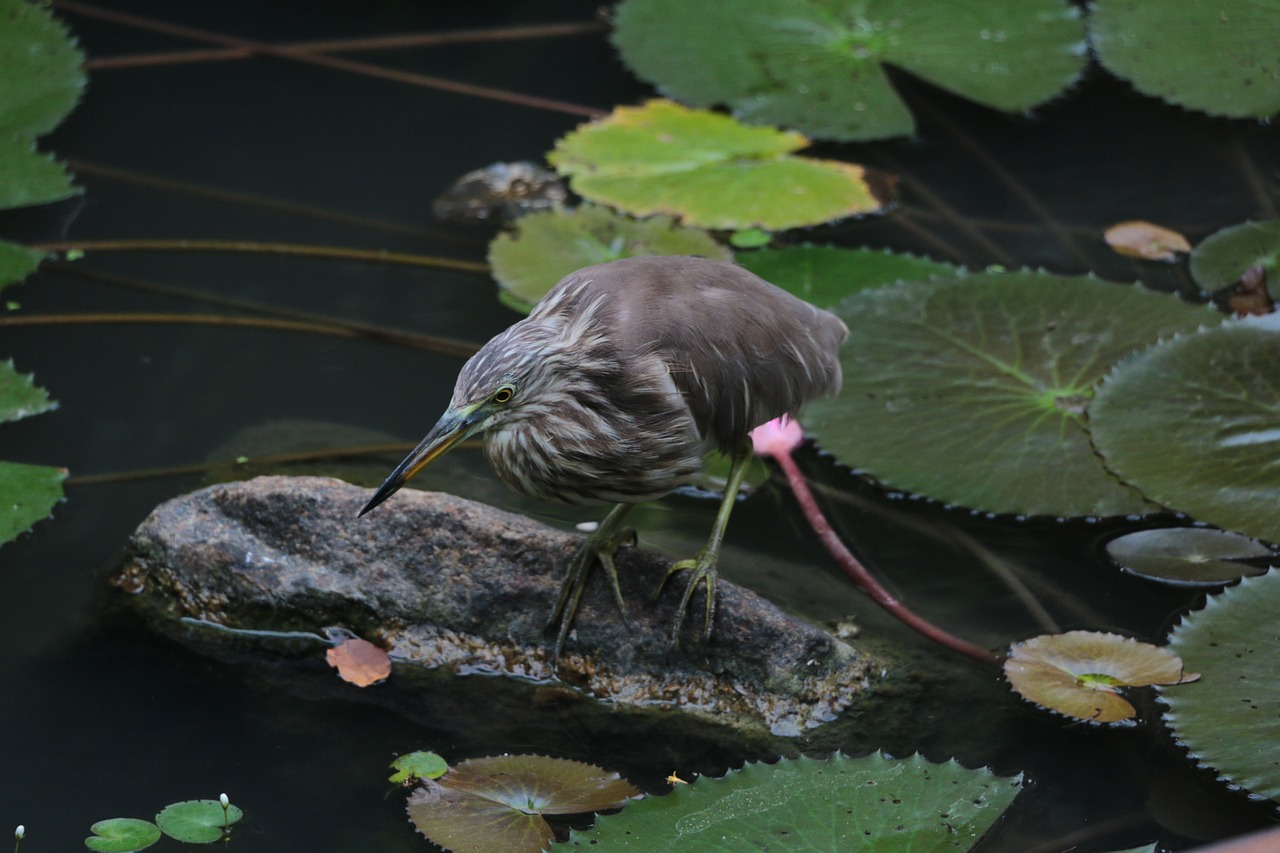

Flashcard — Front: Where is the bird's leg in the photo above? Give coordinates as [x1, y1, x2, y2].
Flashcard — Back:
[548, 501, 636, 660]
[654, 446, 752, 650]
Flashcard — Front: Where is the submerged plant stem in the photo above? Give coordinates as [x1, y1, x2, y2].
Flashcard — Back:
[770, 447, 1000, 667]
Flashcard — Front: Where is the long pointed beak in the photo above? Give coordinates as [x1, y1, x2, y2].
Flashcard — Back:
[358, 407, 478, 517]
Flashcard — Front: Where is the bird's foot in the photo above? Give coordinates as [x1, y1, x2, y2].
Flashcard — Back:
[652, 548, 718, 652]
[547, 524, 636, 661]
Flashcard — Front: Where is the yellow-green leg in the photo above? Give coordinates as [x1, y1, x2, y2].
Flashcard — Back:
[547, 501, 635, 660]
[654, 446, 752, 649]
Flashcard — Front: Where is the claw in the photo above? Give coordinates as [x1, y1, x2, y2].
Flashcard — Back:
[655, 550, 719, 652]
[546, 503, 635, 661]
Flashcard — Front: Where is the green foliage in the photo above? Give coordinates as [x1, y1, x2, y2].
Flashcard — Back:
[548, 100, 889, 231]
[566, 752, 1022, 850]
[0, 359, 56, 423]
[153, 800, 243, 844]
[0, 360, 63, 546]
[804, 272, 1218, 517]
[1089, 322, 1280, 542]
[1090, 0, 1280, 119]
[0, 0, 85, 209]
[736, 244, 961, 309]
[611, 0, 1086, 141]
[1189, 220, 1280, 291]
[0, 241, 45, 294]
[488, 206, 731, 313]
[1105, 528, 1270, 586]
[84, 819, 162, 853]
[390, 750, 449, 784]
[406, 754, 640, 853]
[1161, 569, 1280, 803]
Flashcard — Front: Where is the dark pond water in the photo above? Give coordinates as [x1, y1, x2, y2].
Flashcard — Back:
[2, 2, 1278, 851]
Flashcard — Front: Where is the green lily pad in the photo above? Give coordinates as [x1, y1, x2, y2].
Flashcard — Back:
[0, 460, 65, 546]
[84, 818, 161, 853]
[1106, 528, 1270, 586]
[407, 755, 640, 853]
[611, 0, 1086, 141]
[1005, 631, 1198, 724]
[805, 272, 1218, 517]
[1, 360, 57, 423]
[1189, 220, 1280, 292]
[1089, 322, 1280, 543]
[390, 750, 450, 784]
[154, 800, 243, 844]
[0, 142, 78, 211]
[548, 100, 891, 231]
[0, 241, 44, 291]
[566, 752, 1022, 850]
[1090, 0, 1280, 119]
[736, 244, 962, 310]
[488, 206, 731, 313]
[1161, 569, 1280, 802]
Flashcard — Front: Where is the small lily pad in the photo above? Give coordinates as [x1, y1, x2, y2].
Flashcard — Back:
[1161, 569, 1280, 802]
[0, 460, 65, 547]
[0, 241, 44, 291]
[1090, 0, 1280, 119]
[488, 206, 731, 313]
[1005, 631, 1199, 724]
[565, 752, 1022, 849]
[1106, 528, 1270, 586]
[325, 636, 391, 686]
[736, 244, 961, 309]
[612, 0, 1086, 141]
[804, 272, 1218, 517]
[390, 751, 449, 784]
[1, 360, 56, 423]
[154, 800, 243, 844]
[1104, 221, 1191, 261]
[407, 755, 640, 853]
[548, 100, 891, 231]
[1089, 322, 1280, 543]
[84, 819, 161, 853]
[1189, 220, 1280, 292]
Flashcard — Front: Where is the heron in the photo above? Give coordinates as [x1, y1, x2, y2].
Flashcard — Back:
[359, 255, 847, 657]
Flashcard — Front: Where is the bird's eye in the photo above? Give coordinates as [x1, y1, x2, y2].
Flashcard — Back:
[492, 384, 515, 404]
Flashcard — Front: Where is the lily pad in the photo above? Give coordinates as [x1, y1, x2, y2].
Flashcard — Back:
[1090, 0, 1280, 119]
[1104, 221, 1191, 262]
[1106, 528, 1270, 586]
[1189, 220, 1280, 292]
[1, 360, 56, 423]
[805, 272, 1218, 517]
[548, 100, 891, 231]
[390, 751, 449, 784]
[0, 460, 65, 546]
[736, 244, 961, 309]
[566, 752, 1022, 850]
[407, 755, 640, 853]
[1160, 569, 1280, 802]
[0, 241, 44, 291]
[1005, 631, 1198, 724]
[611, 0, 1086, 141]
[84, 818, 161, 853]
[154, 800, 243, 844]
[1089, 322, 1280, 543]
[488, 206, 731, 313]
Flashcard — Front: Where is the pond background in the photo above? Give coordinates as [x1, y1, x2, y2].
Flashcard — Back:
[2, 1, 1279, 850]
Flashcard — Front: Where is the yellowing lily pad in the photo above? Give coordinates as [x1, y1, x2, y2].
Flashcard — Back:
[1005, 631, 1199, 724]
[548, 100, 892, 231]
[487, 206, 731, 313]
[1104, 220, 1191, 261]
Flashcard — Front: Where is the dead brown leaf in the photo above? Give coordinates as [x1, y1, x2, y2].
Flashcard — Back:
[1104, 220, 1191, 261]
[326, 637, 391, 686]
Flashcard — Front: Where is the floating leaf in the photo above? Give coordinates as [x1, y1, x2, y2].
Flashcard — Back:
[390, 751, 450, 784]
[154, 800, 243, 844]
[736, 244, 961, 309]
[1104, 220, 1191, 261]
[1106, 528, 1270, 586]
[1089, 322, 1280, 542]
[1090, 0, 1280, 119]
[1006, 631, 1198, 724]
[1, 360, 56, 423]
[548, 100, 891, 231]
[487, 206, 731, 313]
[566, 752, 1021, 850]
[0, 241, 44, 291]
[612, 0, 1086, 141]
[1161, 569, 1280, 803]
[1189, 220, 1280, 292]
[407, 755, 640, 853]
[805, 272, 1218, 517]
[0, 460, 65, 546]
[84, 819, 161, 853]
[326, 637, 391, 686]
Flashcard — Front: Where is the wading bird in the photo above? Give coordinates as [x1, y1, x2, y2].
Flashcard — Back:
[360, 255, 847, 657]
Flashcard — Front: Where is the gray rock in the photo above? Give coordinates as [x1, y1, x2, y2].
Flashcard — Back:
[114, 475, 880, 738]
